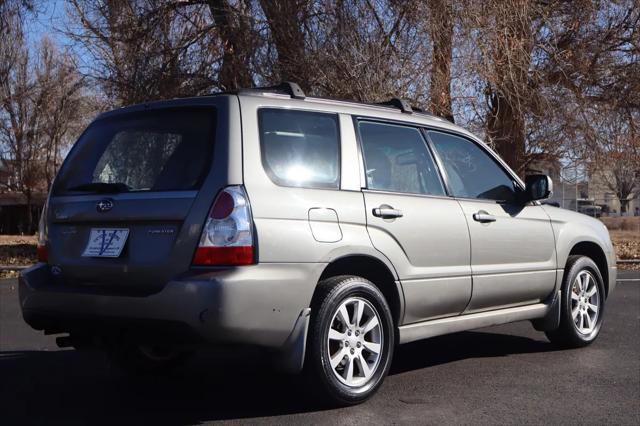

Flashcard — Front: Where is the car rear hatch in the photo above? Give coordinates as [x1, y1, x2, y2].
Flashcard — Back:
[45, 98, 234, 293]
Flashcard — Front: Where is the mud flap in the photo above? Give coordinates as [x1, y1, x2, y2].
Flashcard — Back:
[532, 290, 561, 332]
[275, 308, 311, 374]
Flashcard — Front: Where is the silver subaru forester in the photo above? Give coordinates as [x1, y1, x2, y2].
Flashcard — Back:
[20, 82, 617, 405]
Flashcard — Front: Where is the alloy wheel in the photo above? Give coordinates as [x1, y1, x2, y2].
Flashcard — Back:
[326, 297, 383, 387]
[570, 270, 600, 335]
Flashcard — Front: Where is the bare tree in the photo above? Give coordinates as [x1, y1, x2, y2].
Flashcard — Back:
[67, 0, 219, 105]
[590, 110, 640, 213]
[454, 0, 638, 177]
[540, 1, 639, 112]
[464, 0, 541, 175]
[2, 0, 637, 222]
[534, 1, 639, 171]
[0, 12, 42, 227]
[1, 4, 87, 230]
[308, 0, 430, 104]
[36, 38, 87, 188]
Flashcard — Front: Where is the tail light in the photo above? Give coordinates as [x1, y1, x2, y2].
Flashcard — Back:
[192, 186, 255, 266]
[37, 245, 48, 263]
[37, 204, 48, 263]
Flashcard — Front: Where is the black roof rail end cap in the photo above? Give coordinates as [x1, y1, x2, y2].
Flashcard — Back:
[377, 98, 413, 114]
[245, 81, 306, 99]
[280, 81, 305, 99]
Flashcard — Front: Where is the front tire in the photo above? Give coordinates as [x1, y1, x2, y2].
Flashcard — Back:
[307, 275, 394, 405]
[546, 255, 606, 348]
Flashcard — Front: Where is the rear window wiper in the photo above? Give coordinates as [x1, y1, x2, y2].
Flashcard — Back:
[67, 182, 130, 193]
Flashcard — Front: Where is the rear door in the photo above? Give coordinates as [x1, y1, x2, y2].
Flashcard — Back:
[46, 97, 236, 292]
[427, 130, 557, 312]
[356, 119, 472, 324]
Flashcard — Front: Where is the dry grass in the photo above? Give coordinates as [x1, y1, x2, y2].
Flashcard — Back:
[0, 235, 37, 265]
[0, 235, 37, 279]
[609, 230, 640, 243]
[601, 217, 640, 269]
[600, 216, 640, 232]
[608, 232, 640, 271]
[610, 231, 640, 266]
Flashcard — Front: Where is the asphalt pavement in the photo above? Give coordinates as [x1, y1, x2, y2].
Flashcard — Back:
[1, 271, 638, 425]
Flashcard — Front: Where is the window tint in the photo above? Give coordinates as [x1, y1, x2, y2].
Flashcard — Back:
[358, 121, 445, 196]
[428, 130, 517, 202]
[259, 109, 340, 189]
[54, 108, 215, 194]
[92, 131, 181, 189]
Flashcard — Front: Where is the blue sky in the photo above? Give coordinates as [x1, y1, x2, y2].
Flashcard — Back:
[24, 1, 72, 50]
[24, 1, 96, 73]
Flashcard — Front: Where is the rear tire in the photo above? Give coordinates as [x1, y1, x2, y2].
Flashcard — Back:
[545, 255, 606, 348]
[306, 275, 394, 405]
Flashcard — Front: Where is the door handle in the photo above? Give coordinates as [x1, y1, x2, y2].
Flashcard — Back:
[373, 205, 403, 219]
[473, 211, 496, 223]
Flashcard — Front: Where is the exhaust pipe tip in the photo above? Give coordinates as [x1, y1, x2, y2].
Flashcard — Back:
[55, 335, 74, 348]
[56, 334, 93, 349]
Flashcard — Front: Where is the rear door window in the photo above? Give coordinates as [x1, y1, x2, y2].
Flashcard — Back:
[358, 121, 445, 196]
[54, 108, 216, 195]
[258, 109, 340, 189]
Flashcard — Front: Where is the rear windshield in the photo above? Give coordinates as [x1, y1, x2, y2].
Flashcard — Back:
[53, 107, 216, 195]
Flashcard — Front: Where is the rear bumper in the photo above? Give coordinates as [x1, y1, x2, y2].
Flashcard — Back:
[19, 262, 323, 350]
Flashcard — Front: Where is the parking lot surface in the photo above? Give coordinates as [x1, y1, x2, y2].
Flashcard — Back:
[1, 271, 638, 425]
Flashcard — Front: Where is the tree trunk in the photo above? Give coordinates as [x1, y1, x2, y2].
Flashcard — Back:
[207, 0, 254, 90]
[258, 0, 309, 91]
[487, 91, 526, 174]
[483, 1, 533, 176]
[429, 0, 454, 123]
[619, 199, 628, 214]
[25, 189, 33, 234]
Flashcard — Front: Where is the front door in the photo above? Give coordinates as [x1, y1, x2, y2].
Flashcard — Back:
[356, 119, 472, 324]
[427, 130, 557, 312]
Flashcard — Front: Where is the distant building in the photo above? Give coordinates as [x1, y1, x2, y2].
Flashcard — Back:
[1, 159, 50, 233]
[524, 155, 636, 215]
[526, 154, 587, 209]
[0, 193, 47, 234]
[587, 169, 639, 216]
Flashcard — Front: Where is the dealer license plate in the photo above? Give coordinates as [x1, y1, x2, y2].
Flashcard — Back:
[82, 228, 129, 258]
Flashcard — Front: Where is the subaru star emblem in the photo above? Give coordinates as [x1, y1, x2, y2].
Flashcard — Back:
[96, 199, 114, 213]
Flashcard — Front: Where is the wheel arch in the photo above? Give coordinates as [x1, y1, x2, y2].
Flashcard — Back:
[568, 241, 609, 297]
[315, 254, 405, 326]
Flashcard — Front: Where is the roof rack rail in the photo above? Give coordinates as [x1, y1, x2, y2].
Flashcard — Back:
[374, 98, 442, 118]
[234, 85, 445, 119]
[241, 81, 306, 99]
[376, 98, 414, 114]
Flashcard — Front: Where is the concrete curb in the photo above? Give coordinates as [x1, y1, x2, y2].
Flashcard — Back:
[0, 265, 28, 271]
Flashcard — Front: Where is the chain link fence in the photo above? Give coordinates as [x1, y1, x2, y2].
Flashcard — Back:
[545, 170, 640, 218]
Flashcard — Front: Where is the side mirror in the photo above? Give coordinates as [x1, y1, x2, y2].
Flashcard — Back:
[524, 174, 553, 202]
